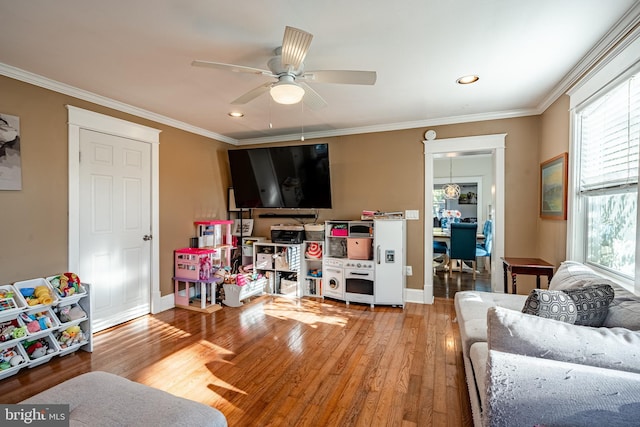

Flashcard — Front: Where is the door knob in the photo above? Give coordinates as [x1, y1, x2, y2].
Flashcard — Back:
[143, 235, 153, 241]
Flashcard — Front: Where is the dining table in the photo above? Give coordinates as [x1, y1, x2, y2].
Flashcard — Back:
[433, 228, 485, 242]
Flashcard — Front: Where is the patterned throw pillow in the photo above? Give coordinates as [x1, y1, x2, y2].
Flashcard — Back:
[522, 289, 577, 324]
[562, 284, 615, 327]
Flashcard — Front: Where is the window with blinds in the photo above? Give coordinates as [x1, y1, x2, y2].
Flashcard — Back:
[576, 75, 640, 278]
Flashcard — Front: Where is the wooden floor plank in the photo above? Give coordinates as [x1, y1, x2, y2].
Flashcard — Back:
[0, 291, 477, 426]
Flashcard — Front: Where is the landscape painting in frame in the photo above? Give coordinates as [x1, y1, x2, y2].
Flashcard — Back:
[0, 113, 22, 190]
[540, 152, 567, 220]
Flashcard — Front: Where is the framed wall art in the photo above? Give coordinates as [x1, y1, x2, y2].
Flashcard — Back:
[232, 219, 254, 236]
[540, 152, 568, 220]
[0, 113, 22, 190]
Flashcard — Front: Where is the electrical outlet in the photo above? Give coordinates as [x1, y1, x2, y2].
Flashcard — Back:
[405, 210, 419, 220]
[405, 266, 413, 276]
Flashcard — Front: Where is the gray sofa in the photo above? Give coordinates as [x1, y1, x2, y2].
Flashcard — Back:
[21, 371, 227, 427]
[454, 261, 640, 427]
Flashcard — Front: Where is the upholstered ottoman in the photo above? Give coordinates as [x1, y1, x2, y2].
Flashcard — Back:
[21, 371, 227, 427]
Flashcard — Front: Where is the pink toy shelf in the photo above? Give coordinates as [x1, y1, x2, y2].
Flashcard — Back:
[194, 220, 233, 248]
[194, 220, 234, 268]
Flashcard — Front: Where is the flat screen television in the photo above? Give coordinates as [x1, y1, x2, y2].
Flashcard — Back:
[228, 143, 332, 209]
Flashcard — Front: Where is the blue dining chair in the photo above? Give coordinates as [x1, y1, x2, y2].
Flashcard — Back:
[433, 240, 448, 272]
[449, 223, 478, 279]
[476, 220, 493, 271]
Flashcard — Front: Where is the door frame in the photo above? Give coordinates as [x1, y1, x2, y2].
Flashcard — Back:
[67, 105, 162, 314]
[423, 133, 506, 303]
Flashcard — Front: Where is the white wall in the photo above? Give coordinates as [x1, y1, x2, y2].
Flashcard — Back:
[433, 155, 493, 225]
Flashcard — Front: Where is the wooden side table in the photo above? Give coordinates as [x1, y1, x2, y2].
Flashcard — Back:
[501, 257, 554, 294]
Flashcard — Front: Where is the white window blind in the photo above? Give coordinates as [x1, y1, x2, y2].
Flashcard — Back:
[579, 76, 640, 192]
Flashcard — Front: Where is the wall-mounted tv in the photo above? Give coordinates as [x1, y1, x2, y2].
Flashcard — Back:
[228, 143, 332, 209]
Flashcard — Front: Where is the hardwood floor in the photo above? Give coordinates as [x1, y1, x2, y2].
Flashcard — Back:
[433, 268, 492, 299]
[0, 294, 473, 426]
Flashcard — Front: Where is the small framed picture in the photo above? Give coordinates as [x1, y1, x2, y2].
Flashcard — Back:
[540, 153, 568, 220]
[232, 219, 254, 236]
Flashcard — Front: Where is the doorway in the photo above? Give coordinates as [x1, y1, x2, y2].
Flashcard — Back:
[67, 106, 161, 332]
[423, 134, 506, 303]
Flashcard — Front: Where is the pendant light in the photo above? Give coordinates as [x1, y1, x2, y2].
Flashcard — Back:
[442, 157, 460, 199]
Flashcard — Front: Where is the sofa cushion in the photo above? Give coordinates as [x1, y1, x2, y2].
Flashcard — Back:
[488, 307, 640, 374]
[469, 342, 488, 410]
[563, 284, 614, 327]
[548, 261, 640, 329]
[454, 291, 528, 355]
[549, 260, 617, 290]
[22, 371, 228, 427]
[485, 350, 640, 427]
[522, 289, 577, 323]
[605, 300, 640, 330]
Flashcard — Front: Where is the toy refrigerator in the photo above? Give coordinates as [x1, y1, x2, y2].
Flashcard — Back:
[373, 219, 406, 306]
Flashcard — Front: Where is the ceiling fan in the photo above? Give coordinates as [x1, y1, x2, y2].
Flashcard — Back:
[191, 26, 377, 109]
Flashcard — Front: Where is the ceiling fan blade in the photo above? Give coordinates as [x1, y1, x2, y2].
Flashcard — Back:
[191, 60, 271, 76]
[299, 82, 328, 110]
[281, 26, 313, 69]
[231, 82, 273, 105]
[302, 70, 377, 85]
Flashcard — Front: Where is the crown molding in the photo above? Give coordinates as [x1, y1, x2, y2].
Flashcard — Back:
[4, 0, 639, 149]
[536, 2, 640, 113]
[235, 108, 538, 145]
[0, 62, 237, 145]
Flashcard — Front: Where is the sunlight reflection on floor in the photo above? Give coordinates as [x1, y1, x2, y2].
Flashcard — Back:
[262, 297, 349, 328]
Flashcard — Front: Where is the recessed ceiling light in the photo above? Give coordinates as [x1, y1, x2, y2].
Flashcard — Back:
[456, 75, 479, 85]
[228, 111, 244, 118]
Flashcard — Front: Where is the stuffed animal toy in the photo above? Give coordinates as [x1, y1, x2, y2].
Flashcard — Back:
[0, 347, 24, 370]
[57, 325, 86, 348]
[49, 272, 82, 298]
[56, 305, 86, 323]
[24, 340, 49, 359]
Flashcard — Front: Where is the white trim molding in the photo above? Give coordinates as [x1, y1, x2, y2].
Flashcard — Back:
[423, 134, 506, 304]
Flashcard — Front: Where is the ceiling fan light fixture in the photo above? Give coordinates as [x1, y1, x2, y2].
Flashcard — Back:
[456, 75, 479, 85]
[270, 77, 305, 105]
[228, 111, 244, 118]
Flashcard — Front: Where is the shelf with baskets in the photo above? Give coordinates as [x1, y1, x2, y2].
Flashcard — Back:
[253, 242, 302, 296]
[0, 274, 92, 380]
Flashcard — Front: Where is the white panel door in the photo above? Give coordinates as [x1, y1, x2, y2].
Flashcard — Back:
[79, 129, 151, 332]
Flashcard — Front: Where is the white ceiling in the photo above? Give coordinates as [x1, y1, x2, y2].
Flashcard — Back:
[0, 1, 638, 145]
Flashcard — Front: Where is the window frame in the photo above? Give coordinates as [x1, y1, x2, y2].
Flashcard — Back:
[568, 34, 640, 295]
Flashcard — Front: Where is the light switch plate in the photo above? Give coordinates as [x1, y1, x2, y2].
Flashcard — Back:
[405, 210, 419, 220]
